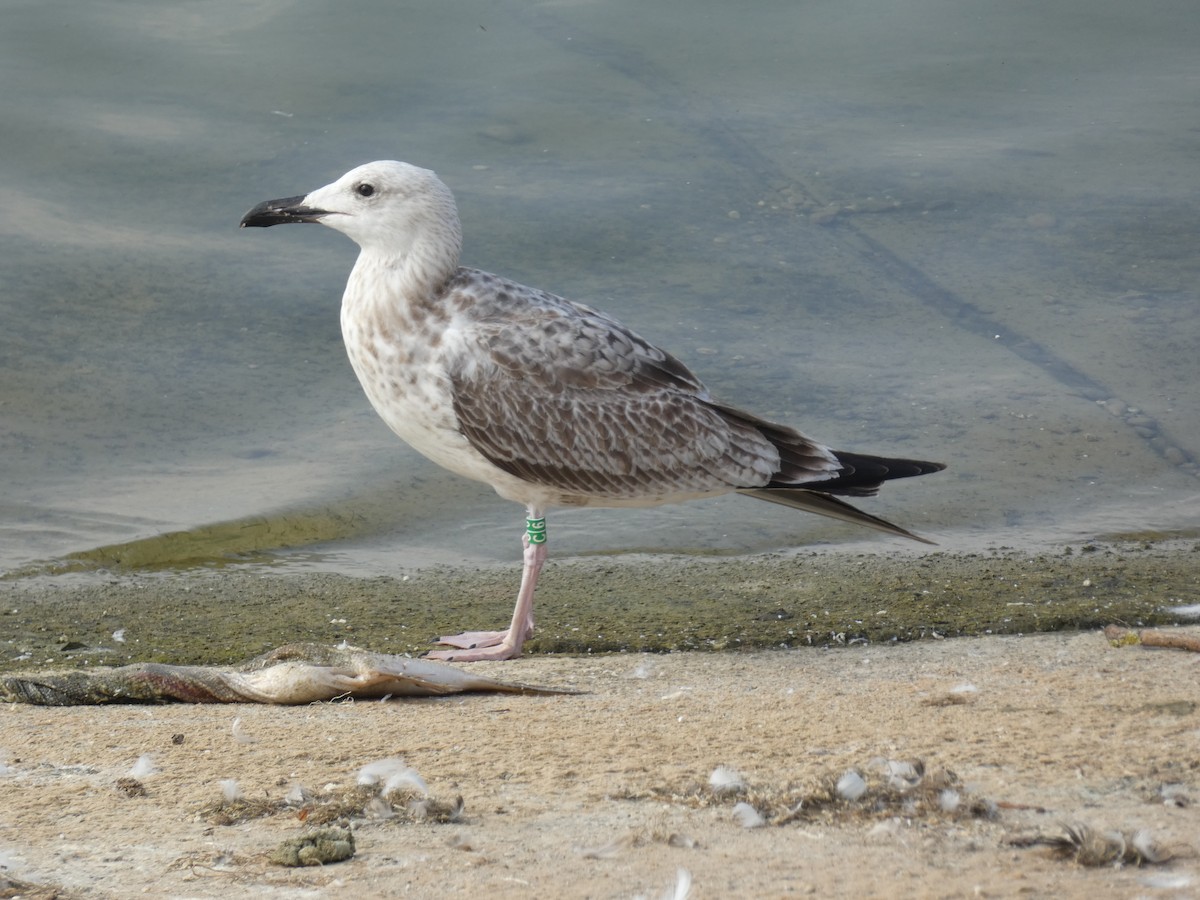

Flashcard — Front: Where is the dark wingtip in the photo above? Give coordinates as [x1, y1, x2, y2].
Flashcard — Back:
[768, 452, 945, 499]
[827, 452, 947, 491]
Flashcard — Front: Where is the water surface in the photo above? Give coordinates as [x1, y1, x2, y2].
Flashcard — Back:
[2, 0, 1197, 580]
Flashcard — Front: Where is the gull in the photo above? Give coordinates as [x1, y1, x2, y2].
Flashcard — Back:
[240, 160, 945, 661]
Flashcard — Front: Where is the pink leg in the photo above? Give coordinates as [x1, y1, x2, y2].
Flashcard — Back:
[427, 513, 547, 662]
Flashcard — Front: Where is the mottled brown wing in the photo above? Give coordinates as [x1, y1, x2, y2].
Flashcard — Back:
[447, 291, 782, 499]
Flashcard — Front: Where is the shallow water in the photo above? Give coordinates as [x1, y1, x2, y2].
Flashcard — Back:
[2, 0, 1197, 580]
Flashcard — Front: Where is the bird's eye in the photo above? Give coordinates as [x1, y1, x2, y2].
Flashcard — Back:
[355, 183, 376, 198]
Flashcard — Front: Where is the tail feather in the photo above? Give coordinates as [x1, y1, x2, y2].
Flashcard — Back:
[716, 402, 945, 543]
[738, 488, 937, 544]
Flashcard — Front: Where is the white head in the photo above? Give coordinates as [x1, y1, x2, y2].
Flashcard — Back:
[241, 160, 463, 282]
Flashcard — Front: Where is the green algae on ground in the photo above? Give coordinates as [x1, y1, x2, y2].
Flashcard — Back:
[269, 827, 355, 867]
[1, 542, 1195, 672]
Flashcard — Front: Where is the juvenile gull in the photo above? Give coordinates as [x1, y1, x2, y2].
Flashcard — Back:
[240, 161, 945, 662]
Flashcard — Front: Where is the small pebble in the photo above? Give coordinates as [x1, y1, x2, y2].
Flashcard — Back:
[837, 770, 868, 801]
[709, 766, 746, 795]
[128, 755, 159, 778]
[732, 801, 766, 829]
[938, 789, 961, 812]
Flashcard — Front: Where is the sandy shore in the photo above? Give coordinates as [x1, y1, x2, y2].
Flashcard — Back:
[2, 544, 1198, 897]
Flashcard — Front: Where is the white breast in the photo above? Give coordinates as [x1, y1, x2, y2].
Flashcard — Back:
[340, 290, 564, 507]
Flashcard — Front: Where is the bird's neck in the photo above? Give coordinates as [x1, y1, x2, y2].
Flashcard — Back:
[345, 236, 460, 322]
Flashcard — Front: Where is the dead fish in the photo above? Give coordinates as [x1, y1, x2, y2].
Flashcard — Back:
[0, 642, 572, 705]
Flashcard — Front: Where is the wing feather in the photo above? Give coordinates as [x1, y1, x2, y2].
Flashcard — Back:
[443, 276, 804, 499]
[442, 270, 848, 502]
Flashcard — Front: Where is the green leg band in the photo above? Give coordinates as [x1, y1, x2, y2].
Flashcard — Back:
[526, 517, 547, 544]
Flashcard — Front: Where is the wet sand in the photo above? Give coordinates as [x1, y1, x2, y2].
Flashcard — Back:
[2, 542, 1198, 897]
